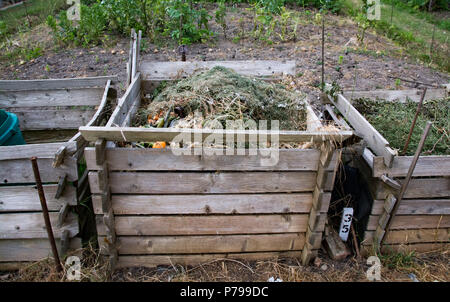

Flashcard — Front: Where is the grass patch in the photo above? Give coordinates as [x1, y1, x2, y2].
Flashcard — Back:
[340, 0, 450, 72]
[0, 0, 66, 41]
[353, 98, 450, 155]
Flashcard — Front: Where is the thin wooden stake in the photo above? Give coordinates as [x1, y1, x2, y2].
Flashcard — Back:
[381, 121, 432, 248]
[321, 16, 325, 92]
[401, 88, 427, 155]
[429, 24, 436, 61]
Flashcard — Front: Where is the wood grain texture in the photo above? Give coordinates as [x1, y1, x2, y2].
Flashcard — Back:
[0, 156, 78, 183]
[140, 60, 296, 80]
[96, 214, 311, 236]
[0, 88, 104, 108]
[79, 126, 354, 144]
[0, 76, 117, 91]
[92, 193, 326, 215]
[343, 88, 447, 103]
[100, 234, 305, 255]
[0, 142, 76, 161]
[371, 199, 450, 215]
[0, 212, 79, 239]
[0, 185, 77, 212]
[0, 237, 81, 262]
[11, 108, 96, 131]
[363, 229, 450, 245]
[84, 147, 338, 172]
[368, 177, 450, 200]
[372, 155, 450, 178]
[367, 215, 450, 231]
[88, 171, 334, 194]
[331, 94, 395, 167]
[362, 243, 450, 255]
[117, 251, 302, 268]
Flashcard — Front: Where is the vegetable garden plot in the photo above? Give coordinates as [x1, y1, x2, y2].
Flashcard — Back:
[327, 89, 450, 254]
[79, 31, 354, 270]
[0, 76, 117, 270]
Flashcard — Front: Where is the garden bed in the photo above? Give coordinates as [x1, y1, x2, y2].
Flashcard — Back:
[0, 75, 117, 270]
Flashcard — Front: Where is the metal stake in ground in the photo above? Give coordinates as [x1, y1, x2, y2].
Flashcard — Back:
[401, 87, 427, 155]
[321, 16, 325, 92]
[30, 157, 63, 272]
[381, 121, 432, 248]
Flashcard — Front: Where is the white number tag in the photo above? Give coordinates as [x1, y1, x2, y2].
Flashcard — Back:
[338, 207, 353, 242]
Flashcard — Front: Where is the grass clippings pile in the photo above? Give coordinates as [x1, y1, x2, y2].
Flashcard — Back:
[353, 98, 450, 156]
[134, 66, 307, 131]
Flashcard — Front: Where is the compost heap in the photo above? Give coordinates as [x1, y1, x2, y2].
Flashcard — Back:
[353, 97, 450, 156]
[134, 66, 307, 132]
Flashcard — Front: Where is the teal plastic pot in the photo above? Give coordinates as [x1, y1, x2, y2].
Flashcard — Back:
[0, 109, 26, 146]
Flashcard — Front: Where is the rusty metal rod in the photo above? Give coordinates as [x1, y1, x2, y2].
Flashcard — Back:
[381, 121, 432, 248]
[401, 87, 427, 155]
[31, 157, 63, 272]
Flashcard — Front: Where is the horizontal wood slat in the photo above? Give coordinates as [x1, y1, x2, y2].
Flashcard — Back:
[371, 199, 450, 216]
[362, 243, 450, 255]
[96, 214, 312, 236]
[79, 126, 354, 144]
[117, 251, 302, 268]
[140, 61, 296, 81]
[0, 76, 117, 91]
[0, 212, 79, 239]
[12, 108, 96, 131]
[0, 157, 78, 183]
[369, 177, 450, 200]
[92, 193, 330, 215]
[343, 88, 447, 103]
[100, 234, 306, 255]
[0, 88, 104, 108]
[0, 142, 77, 161]
[0, 238, 81, 262]
[0, 185, 77, 212]
[88, 171, 334, 194]
[372, 155, 450, 178]
[84, 148, 338, 172]
[367, 215, 450, 231]
[363, 229, 450, 245]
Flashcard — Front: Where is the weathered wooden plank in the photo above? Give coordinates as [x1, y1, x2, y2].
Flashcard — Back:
[89, 171, 334, 194]
[79, 126, 354, 144]
[100, 234, 305, 255]
[371, 199, 450, 215]
[0, 142, 77, 161]
[364, 229, 450, 245]
[0, 212, 78, 239]
[140, 61, 296, 81]
[11, 108, 97, 131]
[367, 215, 450, 231]
[331, 94, 395, 167]
[117, 251, 301, 268]
[0, 156, 78, 183]
[0, 76, 117, 91]
[343, 88, 447, 103]
[96, 214, 310, 236]
[373, 155, 450, 178]
[0, 185, 76, 212]
[369, 177, 450, 200]
[0, 88, 104, 108]
[362, 243, 450, 256]
[0, 238, 81, 262]
[84, 148, 337, 172]
[106, 73, 141, 127]
[92, 193, 332, 215]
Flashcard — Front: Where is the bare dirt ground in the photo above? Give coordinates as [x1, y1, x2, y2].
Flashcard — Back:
[0, 6, 448, 105]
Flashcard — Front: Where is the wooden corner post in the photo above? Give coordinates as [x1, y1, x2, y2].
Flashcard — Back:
[302, 141, 335, 265]
[95, 139, 118, 274]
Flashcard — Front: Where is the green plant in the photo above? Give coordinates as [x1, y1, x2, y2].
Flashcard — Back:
[215, 0, 228, 38]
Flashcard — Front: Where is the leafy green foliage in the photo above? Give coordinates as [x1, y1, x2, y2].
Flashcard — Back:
[354, 98, 450, 155]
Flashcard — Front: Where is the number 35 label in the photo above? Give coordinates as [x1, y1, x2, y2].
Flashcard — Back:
[339, 207, 353, 242]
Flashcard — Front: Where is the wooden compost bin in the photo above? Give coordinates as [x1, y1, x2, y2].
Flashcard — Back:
[329, 88, 450, 254]
[0, 76, 117, 270]
[79, 38, 354, 269]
